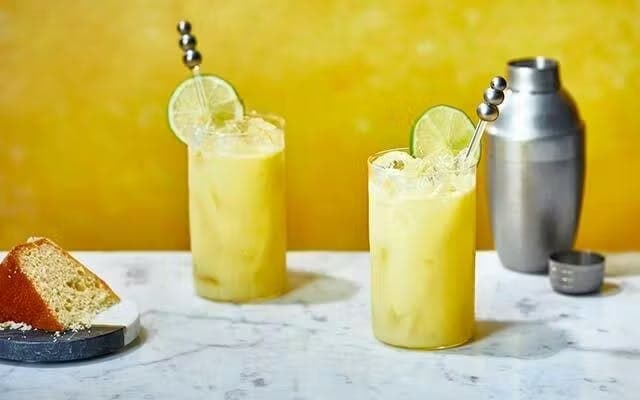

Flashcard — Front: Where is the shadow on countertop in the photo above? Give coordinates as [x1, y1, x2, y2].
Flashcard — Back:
[268, 269, 359, 305]
[444, 320, 571, 360]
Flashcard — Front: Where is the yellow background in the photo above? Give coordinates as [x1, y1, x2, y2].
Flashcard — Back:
[0, 0, 638, 250]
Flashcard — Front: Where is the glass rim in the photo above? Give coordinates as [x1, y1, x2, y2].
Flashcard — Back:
[367, 147, 477, 176]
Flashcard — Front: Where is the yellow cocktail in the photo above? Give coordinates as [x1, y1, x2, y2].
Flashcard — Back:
[368, 149, 476, 349]
[189, 115, 287, 302]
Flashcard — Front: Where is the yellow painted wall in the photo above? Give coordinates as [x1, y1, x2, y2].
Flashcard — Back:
[0, 0, 638, 250]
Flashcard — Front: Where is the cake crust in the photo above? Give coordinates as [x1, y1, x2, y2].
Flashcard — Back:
[0, 249, 64, 331]
[0, 238, 120, 331]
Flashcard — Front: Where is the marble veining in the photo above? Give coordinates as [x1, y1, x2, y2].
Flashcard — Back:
[0, 251, 639, 399]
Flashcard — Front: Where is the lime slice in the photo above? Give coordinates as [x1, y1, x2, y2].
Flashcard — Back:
[410, 104, 477, 160]
[168, 75, 244, 144]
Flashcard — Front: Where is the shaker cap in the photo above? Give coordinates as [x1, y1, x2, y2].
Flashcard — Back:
[488, 56, 583, 141]
[508, 57, 560, 93]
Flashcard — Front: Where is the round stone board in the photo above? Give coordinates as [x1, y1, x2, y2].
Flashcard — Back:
[0, 299, 140, 363]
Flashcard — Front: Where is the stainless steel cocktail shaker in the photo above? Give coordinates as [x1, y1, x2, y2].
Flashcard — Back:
[487, 57, 585, 274]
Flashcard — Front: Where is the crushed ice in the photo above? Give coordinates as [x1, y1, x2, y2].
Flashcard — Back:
[371, 149, 475, 196]
[195, 115, 283, 154]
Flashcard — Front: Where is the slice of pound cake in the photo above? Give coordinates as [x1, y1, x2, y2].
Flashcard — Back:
[0, 237, 120, 331]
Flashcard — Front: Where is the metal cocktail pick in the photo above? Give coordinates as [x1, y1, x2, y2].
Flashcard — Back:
[464, 76, 508, 160]
[177, 20, 209, 119]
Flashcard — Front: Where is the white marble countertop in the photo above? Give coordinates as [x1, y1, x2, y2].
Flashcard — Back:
[1, 251, 639, 399]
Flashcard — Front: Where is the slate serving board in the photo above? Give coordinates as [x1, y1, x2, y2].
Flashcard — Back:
[0, 299, 140, 362]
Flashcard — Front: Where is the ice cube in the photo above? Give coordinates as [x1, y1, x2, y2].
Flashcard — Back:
[217, 118, 246, 135]
[194, 115, 284, 155]
[372, 151, 425, 174]
[245, 116, 282, 146]
[247, 116, 278, 134]
[422, 148, 474, 174]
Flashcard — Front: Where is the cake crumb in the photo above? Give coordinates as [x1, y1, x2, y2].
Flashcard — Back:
[0, 321, 33, 331]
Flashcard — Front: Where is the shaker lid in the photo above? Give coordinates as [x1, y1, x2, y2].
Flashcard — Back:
[487, 56, 583, 140]
[508, 57, 560, 93]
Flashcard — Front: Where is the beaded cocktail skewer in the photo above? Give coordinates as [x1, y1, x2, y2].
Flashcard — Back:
[176, 20, 209, 118]
[464, 76, 507, 160]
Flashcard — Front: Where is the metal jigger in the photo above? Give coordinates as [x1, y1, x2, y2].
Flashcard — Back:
[176, 20, 208, 116]
[464, 76, 508, 160]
